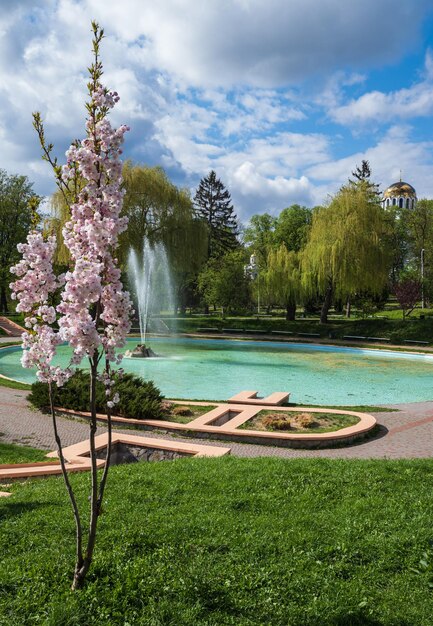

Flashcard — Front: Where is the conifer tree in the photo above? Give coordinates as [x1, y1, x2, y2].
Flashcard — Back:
[193, 170, 239, 259]
[349, 159, 380, 199]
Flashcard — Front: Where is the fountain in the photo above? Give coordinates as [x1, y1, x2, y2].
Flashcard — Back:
[125, 239, 174, 358]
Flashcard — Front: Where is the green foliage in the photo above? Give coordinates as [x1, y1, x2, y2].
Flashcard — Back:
[0, 169, 40, 312]
[243, 212, 277, 268]
[170, 312, 433, 344]
[273, 204, 313, 252]
[264, 245, 301, 319]
[198, 250, 250, 315]
[121, 161, 198, 257]
[302, 185, 392, 321]
[28, 370, 164, 420]
[193, 170, 239, 260]
[2, 458, 433, 624]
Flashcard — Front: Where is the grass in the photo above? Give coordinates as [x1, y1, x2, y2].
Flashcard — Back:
[167, 312, 433, 345]
[286, 403, 395, 412]
[0, 376, 30, 390]
[0, 441, 49, 464]
[239, 409, 359, 433]
[1, 457, 433, 624]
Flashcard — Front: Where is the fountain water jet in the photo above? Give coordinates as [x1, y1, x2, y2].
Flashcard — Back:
[126, 239, 174, 358]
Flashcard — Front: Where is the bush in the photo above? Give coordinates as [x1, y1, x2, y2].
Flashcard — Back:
[28, 370, 164, 420]
[294, 412, 317, 428]
[262, 414, 292, 431]
[172, 406, 193, 417]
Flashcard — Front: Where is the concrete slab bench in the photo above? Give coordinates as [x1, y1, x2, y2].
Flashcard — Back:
[343, 335, 367, 340]
[222, 328, 244, 333]
[271, 330, 293, 335]
[367, 337, 390, 342]
[228, 390, 290, 405]
[197, 327, 220, 332]
[403, 339, 429, 345]
[298, 332, 320, 338]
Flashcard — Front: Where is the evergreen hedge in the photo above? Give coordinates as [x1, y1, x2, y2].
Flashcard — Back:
[28, 369, 164, 420]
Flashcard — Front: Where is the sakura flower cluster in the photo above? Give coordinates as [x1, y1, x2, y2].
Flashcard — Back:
[10, 233, 68, 385]
[10, 79, 133, 389]
[57, 82, 133, 365]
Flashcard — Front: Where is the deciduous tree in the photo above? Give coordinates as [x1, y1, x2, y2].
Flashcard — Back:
[0, 172, 39, 312]
[11, 23, 132, 590]
[265, 246, 301, 320]
[198, 250, 249, 317]
[302, 184, 391, 323]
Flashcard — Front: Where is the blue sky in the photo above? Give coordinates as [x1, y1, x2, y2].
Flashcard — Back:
[1, 0, 433, 221]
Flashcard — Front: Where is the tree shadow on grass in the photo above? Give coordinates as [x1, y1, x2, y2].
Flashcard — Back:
[0, 500, 53, 521]
[306, 611, 411, 626]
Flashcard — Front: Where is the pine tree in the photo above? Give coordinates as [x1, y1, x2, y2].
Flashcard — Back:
[193, 170, 239, 259]
[349, 159, 380, 199]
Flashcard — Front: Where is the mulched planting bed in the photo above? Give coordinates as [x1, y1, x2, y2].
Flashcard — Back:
[239, 409, 360, 433]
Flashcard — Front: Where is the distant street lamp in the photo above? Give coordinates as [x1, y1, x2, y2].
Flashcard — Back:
[421, 248, 425, 309]
[245, 253, 260, 315]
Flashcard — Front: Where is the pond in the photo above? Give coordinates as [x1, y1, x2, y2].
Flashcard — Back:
[2, 337, 433, 406]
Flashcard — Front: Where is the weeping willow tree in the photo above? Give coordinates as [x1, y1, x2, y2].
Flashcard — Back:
[120, 161, 195, 256]
[162, 203, 208, 313]
[302, 184, 392, 323]
[45, 162, 208, 311]
[45, 189, 74, 266]
[264, 245, 301, 320]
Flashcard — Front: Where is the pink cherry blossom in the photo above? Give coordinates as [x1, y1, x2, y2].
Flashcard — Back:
[10, 77, 132, 393]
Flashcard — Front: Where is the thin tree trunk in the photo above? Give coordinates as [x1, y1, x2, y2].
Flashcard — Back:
[320, 281, 333, 324]
[346, 295, 351, 318]
[285, 301, 296, 321]
[72, 356, 100, 590]
[96, 363, 113, 521]
[48, 383, 84, 584]
[0, 285, 8, 313]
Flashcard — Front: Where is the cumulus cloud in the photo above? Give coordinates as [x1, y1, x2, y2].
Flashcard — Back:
[330, 51, 433, 125]
[0, 0, 432, 221]
[306, 126, 433, 200]
[85, 0, 430, 87]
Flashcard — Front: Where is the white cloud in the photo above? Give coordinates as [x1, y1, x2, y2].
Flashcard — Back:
[84, 0, 430, 87]
[306, 126, 433, 200]
[0, 0, 432, 221]
[330, 52, 433, 125]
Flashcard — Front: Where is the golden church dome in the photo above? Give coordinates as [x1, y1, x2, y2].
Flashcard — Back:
[383, 181, 417, 199]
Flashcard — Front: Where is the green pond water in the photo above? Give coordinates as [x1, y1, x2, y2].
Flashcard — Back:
[1, 337, 433, 405]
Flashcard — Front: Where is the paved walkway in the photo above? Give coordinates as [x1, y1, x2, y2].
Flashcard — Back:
[1, 385, 433, 459]
[0, 318, 23, 337]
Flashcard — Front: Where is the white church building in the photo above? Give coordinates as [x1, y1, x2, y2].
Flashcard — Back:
[381, 180, 417, 210]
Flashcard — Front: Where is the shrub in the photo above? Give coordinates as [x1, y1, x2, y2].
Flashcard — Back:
[172, 406, 193, 417]
[294, 412, 317, 428]
[262, 414, 292, 431]
[28, 370, 164, 420]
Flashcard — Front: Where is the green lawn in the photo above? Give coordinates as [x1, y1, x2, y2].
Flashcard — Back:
[0, 376, 30, 390]
[167, 313, 433, 345]
[0, 441, 49, 464]
[1, 457, 433, 625]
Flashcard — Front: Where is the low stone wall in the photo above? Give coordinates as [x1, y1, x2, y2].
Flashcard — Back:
[147, 426, 378, 449]
[95, 442, 192, 464]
